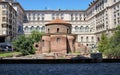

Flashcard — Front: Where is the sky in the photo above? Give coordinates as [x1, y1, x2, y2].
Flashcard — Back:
[17, 0, 93, 10]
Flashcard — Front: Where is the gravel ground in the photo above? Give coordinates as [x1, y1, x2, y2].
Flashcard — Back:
[0, 63, 120, 75]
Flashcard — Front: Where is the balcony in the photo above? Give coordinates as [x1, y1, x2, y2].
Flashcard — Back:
[1, 24, 8, 28]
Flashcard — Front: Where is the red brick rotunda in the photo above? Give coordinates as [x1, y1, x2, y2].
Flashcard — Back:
[34, 18, 88, 55]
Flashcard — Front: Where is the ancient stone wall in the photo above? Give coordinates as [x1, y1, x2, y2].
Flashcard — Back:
[50, 35, 67, 54]
[42, 35, 50, 53]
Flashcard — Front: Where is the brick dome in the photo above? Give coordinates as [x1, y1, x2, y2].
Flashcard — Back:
[46, 18, 71, 26]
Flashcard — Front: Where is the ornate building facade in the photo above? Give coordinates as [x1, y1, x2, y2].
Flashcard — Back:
[23, 0, 120, 49]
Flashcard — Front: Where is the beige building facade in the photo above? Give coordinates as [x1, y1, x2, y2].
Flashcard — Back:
[0, 0, 24, 42]
[23, 0, 120, 49]
[0, 2, 17, 42]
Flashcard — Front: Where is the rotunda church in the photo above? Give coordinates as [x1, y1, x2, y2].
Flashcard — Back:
[35, 18, 88, 55]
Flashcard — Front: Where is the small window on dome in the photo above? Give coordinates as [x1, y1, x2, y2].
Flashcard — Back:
[67, 29, 69, 33]
[48, 28, 50, 33]
[57, 28, 59, 33]
[42, 40, 44, 46]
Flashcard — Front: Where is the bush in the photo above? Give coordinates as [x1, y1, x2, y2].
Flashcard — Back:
[98, 33, 109, 53]
[12, 35, 35, 55]
[12, 31, 44, 56]
[30, 30, 44, 42]
[98, 26, 120, 58]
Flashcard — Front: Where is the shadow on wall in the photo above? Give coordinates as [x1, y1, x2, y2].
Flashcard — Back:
[71, 55, 90, 59]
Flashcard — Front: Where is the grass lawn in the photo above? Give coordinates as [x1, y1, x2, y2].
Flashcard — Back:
[0, 51, 22, 58]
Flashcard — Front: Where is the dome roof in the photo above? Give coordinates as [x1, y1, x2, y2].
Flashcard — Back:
[46, 18, 71, 26]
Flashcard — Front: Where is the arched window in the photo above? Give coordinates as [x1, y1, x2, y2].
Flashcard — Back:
[24, 26, 29, 32]
[75, 26, 79, 32]
[86, 37, 89, 42]
[81, 37, 83, 42]
[86, 44, 88, 46]
[85, 26, 89, 32]
[80, 26, 84, 32]
[41, 26, 45, 32]
[98, 37, 100, 41]
[91, 36, 94, 42]
[42, 40, 44, 46]
[36, 26, 40, 31]
[57, 28, 59, 33]
[30, 26, 34, 31]
[67, 29, 69, 33]
[48, 28, 50, 33]
[57, 38, 60, 43]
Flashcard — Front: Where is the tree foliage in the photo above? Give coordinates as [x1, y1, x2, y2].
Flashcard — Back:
[98, 26, 120, 58]
[12, 35, 35, 55]
[107, 26, 120, 58]
[30, 30, 44, 43]
[98, 33, 109, 53]
[12, 31, 44, 55]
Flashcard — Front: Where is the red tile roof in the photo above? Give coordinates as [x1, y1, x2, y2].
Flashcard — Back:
[46, 18, 71, 25]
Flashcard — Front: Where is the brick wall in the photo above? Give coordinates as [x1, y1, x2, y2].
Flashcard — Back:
[46, 24, 71, 34]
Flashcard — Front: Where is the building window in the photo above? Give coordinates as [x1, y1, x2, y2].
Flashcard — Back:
[24, 26, 29, 32]
[42, 40, 44, 46]
[1, 24, 7, 28]
[36, 26, 40, 31]
[2, 4, 7, 8]
[41, 26, 45, 32]
[48, 28, 50, 33]
[61, 17, 64, 20]
[97, 37, 100, 41]
[30, 26, 34, 31]
[52, 17, 55, 20]
[80, 26, 84, 32]
[85, 26, 89, 32]
[2, 17, 7, 22]
[86, 37, 89, 42]
[37, 17, 40, 21]
[114, 0, 116, 2]
[81, 37, 83, 42]
[86, 44, 88, 46]
[57, 38, 60, 43]
[75, 17, 78, 20]
[57, 28, 59, 33]
[33, 17, 35, 21]
[67, 29, 69, 33]
[75, 26, 79, 32]
[29, 17, 31, 20]
[2, 10, 7, 15]
[91, 37, 94, 42]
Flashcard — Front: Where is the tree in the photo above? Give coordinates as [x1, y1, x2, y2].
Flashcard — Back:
[30, 30, 44, 43]
[104, 26, 120, 58]
[109, 26, 120, 48]
[12, 31, 44, 56]
[12, 35, 35, 55]
[98, 33, 109, 53]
